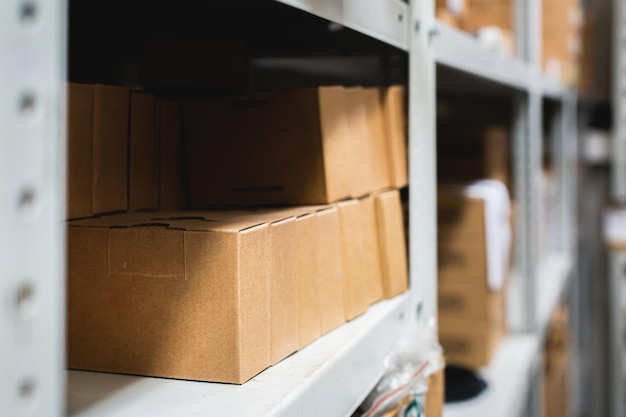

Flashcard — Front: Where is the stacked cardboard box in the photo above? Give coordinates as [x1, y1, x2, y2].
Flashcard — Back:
[67, 189, 408, 383]
[67, 83, 186, 220]
[437, 186, 510, 369]
[436, 0, 467, 28]
[452, 0, 515, 55]
[542, 0, 583, 85]
[183, 86, 408, 208]
[543, 304, 571, 417]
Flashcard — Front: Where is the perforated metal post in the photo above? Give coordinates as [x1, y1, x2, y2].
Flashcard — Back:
[408, 0, 437, 324]
[0, 0, 66, 416]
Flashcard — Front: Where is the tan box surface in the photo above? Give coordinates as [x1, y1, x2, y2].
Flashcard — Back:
[337, 197, 384, 320]
[67, 212, 270, 384]
[129, 92, 158, 211]
[184, 87, 393, 208]
[67, 83, 94, 219]
[375, 189, 409, 298]
[316, 207, 346, 334]
[380, 86, 408, 188]
[439, 318, 504, 369]
[92, 84, 129, 214]
[158, 100, 185, 210]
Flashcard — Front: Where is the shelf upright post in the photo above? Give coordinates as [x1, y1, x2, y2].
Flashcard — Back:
[608, 251, 626, 417]
[0, 0, 67, 416]
[408, 0, 436, 324]
[560, 91, 578, 257]
[613, 0, 626, 202]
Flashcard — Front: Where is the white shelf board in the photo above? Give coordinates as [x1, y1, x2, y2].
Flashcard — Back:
[541, 75, 565, 100]
[536, 252, 573, 337]
[444, 334, 541, 417]
[68, 294, 409, 417]
[434, 21, 530, 90]
[274, 0, 409, 51]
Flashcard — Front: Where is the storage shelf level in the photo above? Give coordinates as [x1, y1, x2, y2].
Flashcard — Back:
[68, 294, 408, 417]
[536, 252, 573, 338]
[434, 21, 529, 91]
[274, 0, 409, 51]
[444, 334, 540, 417]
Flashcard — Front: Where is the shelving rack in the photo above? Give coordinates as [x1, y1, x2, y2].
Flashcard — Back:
[0, 1, 578, 416]
[608, 0, 626, 415]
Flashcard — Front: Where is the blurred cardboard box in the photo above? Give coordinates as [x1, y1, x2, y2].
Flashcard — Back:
[184, 87, 393, 208]
[67, 83, 94, 219]
[375, 189, 409, 298]
[338, 195, 385, 320]
[129, 92, 158, 211]
[92, 84, 129, 215]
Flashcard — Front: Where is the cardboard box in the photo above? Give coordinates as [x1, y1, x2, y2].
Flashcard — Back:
[157, 100, 185, 210]
[380, 86, 408, 188]
[67, 83, 94, 219]
[375, 189, 409, 298]
[184, 87, 392, 208]
[438, 283, 506, 324]
[129, 92, 158, 211]
[359, 88, 393, 193]
[543, 303, 571, 417]
[266, 215, 298, 365]
[439, 317, 504, 369]
[67, 212, 270, 384]
[295, 213, 322, 348]
[460, 2, 512, 32]
[316, 206, 346, 334]
[337, 196, 385, 320]
[92, 84, 129, 214]
[425, 367, 445, 417]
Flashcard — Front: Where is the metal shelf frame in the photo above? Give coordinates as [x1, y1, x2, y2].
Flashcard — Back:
[0, 0, 579, 416]
[1, 0, 67, 416]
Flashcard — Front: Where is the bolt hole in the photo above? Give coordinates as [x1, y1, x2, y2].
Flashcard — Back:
[416, 302, 423, 318]
[19, 2, 37, 25]
[18, 92, 37, 118]
[16, 282, 37, 318]
[17, 378, 37, 411]
[398, 14, 403, 22]
[18, 188, 38, 221]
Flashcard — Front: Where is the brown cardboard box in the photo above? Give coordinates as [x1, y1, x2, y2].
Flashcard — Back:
[543, 303, 571, 417]
[483, 126, 510, 187]
[67, 212, 270, 384]
[184, 87, 393, 208]
[92, 84, 129, 214]
[425, 367, 445, 417]
[67, 83, 94, 219]
[157, 100, 185, 210]
[438, 283, 506, 324]
[375, 189, 409, 298]
[360, 88, 393, 193]
[129, 92, 158, 211]
[294, 213, 322, 348]
[460, 1, 512, 32]
[337, 196, 385, 320]
[266, 216, 298, 365]
[439, 318, 504, 369]
[380, 86, 408, 188]
[316, 206, 347, 334]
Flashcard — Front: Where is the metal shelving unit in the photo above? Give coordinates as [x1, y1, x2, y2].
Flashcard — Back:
[0, 0, 579, 416]
[1, 0, 66, 416]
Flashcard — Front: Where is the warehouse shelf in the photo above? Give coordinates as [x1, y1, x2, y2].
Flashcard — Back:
[536, 253, 573, 338]
[274, 0, 409, 51]
[67, 294, 408, 417]
[443, 334, 541, 417]
[434, 21, 530, 91]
